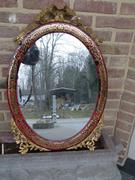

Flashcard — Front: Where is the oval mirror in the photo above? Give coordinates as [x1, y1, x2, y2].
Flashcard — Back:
[8, 22, 107, 151]
[18, 32, 99, 141]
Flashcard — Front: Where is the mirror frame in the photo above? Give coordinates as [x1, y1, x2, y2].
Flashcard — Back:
[7, 5, 108, 154]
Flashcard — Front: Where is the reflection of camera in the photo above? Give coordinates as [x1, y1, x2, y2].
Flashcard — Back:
[22, 44, 39, 65]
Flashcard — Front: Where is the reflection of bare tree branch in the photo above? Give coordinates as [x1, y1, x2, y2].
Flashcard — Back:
[35, 33, 64, 110]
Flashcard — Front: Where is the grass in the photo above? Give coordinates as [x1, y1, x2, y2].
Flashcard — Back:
[21, 108, 92, 119]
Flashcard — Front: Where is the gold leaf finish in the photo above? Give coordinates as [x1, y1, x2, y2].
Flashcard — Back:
[11, 117, 103, 154]
[11, 120, 49, 154]
[16, 5, 102, 45]
[68, 118, 103, 151]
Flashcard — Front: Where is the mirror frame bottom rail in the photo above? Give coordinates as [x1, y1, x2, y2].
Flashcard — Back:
[11, 118, 103, 154]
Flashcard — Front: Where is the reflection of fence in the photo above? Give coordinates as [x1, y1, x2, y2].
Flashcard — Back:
[54, 103, 94, 119]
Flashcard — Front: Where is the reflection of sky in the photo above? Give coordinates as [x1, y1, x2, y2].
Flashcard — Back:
[18, 64, 31, 89]
[36, 33, 91, 73]
[36, 32, 90, 56]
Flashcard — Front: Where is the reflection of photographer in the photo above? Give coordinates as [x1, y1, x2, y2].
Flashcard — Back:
[22, 44, 39, 65]
[20, 44, 39, 107]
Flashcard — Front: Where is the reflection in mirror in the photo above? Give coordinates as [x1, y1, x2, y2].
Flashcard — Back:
[17, 33, 99, 140]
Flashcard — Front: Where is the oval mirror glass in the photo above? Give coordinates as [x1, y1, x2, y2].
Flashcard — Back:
[17, 32, 99, 141]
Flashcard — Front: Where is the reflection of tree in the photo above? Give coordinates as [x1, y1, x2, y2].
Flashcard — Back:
[34, 33, 64, 111]
[56, 54, 99, 104]
[56, 51, 84, 88]
[83, 55, 99, 102]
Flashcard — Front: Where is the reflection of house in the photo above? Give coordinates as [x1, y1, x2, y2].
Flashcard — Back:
[50, 87, 76, 109]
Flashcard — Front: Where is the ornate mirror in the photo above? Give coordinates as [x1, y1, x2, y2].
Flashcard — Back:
[7, 4, 107, 154]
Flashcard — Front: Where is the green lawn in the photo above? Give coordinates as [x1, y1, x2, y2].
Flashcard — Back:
[21, 108, 92, 119]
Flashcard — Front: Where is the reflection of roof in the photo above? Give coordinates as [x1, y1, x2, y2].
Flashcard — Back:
[50, 87, 76, 96]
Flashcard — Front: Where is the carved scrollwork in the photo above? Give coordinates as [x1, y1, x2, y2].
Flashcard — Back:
[16, 4, 102, 45]
[11, 119, 49, 154]
[11, 118, 103, 154]
[68, 118, 103, 151]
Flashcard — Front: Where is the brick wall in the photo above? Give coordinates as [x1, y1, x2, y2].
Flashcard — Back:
[0, 0, 135, 156]
[74, 0, 135, 153]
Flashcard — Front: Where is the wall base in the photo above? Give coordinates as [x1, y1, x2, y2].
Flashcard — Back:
[0, 150, 121, 180]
